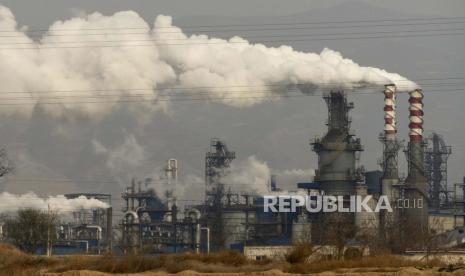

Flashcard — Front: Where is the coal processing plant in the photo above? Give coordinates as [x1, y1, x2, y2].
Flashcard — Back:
[2, 86, 464, 258]
[115, 86, 465, 257]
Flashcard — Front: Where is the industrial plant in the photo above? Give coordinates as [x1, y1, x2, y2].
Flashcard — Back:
[0, 86, 463, 260]
[111, 86, 464, 258]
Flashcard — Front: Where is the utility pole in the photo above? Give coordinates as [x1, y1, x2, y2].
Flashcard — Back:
[46, 204, 52, 257]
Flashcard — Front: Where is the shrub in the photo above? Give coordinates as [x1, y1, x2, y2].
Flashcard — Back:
[285, 243, 314, 264]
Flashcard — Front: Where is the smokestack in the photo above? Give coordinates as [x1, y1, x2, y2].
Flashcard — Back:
[384, 84, 397, 140]
[380, 85, 401, 237]
[380, 84, 400, 191]
[381, 84, 400, 185]
[404, 88, 428, 241]
[407, 89, 426, 184]
[408, 89, 424, 142]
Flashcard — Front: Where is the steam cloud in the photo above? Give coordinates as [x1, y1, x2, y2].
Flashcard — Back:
[222, 156, 314, 195]
[0, 6, 417, 118]
[92, 134, 146, 174]
[0, 192, 109, 213]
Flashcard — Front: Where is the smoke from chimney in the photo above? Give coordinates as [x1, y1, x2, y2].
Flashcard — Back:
[0, 6, 417, 118]
[0, 192, 109, 213]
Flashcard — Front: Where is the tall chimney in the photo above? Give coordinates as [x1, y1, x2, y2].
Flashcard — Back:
[382, 84, 400, 181]
[408, 89, 424, 142]
[384, 84, 397, 140]
[404, 88, 428, 241]
[380, 84, 401, 238]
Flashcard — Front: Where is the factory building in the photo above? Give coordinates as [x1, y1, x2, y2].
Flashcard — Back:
[120, 163, 203, 254]
[114, 86, 463, 256]
[36, 193, 113, 255]
[3, 83, 464, 257]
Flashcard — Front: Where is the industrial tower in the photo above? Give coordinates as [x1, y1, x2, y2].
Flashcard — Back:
[205, 139, 236, 201]
[424, 133, 452, 209]
[310, 91, 364, 243]
[204, 139, 236, 250]
[403, 89, 429, 242]
[380, 85, 402, 197]
[311, 91, 364, 197]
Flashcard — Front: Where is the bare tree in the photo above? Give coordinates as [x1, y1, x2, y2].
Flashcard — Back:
[0, 149, 13, 177]
[312, 213, 359, 260]
[4, 209, 57, 254]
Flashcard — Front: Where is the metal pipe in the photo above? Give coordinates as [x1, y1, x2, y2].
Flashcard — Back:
[188, 209, 202, 254]
[123, 210, 139, 223]
[85, 225, 102, 254]
[75, 240, 89, 254]
[200, 227, 210, 254]
[195, 223, 201, 254]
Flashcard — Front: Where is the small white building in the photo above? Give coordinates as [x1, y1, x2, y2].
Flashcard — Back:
[243, 244, 368, 261]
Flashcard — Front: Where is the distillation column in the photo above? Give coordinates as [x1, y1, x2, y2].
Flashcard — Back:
[312, 91, 363, 197]
[311, 91, 364, 241]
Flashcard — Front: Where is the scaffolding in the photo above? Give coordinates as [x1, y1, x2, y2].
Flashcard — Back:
[424, 133, 452, 209]
[120, 178, 198, 254]
[205, 139, 236, 200]
[203, 139, 236, 250]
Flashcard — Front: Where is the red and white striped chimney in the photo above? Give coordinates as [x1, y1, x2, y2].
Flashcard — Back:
[384, 84, 397, 140]
[408, 89, 424, 142]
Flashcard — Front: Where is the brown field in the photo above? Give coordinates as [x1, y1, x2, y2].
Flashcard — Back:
[0, 243, 464, 275]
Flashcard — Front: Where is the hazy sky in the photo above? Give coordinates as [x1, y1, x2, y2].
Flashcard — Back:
[0, 0, 464, 211]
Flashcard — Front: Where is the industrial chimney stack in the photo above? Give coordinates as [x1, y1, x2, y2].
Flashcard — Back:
[381, 84, 401, 195]
[404, 89, 429, 235]
[380, 85, 402, 235]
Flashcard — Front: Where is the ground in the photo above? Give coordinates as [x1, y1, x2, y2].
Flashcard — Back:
[2, 244, 465, 275]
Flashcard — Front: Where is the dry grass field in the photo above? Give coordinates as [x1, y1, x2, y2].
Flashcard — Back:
[1, 243, 463, 275]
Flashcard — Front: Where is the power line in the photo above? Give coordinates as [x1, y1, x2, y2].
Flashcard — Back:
[0, 85, 463, 103]
[0, 88, 463, 106]
[1, 27, 464, 46]
[7, 178, 201, 186]
[2, 16, 465, 34]
[0, 77, 462, 96]
[0, 78, 465, 100]
[0, 83, 460, 99]
[0, 83, 463, 102]
[1, 31, 463, 50]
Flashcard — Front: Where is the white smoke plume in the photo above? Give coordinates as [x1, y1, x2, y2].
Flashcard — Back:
[0, 192, 109, 214]
[274, 169, 315, 192]
[0, 6, 417, 118]
[145, 172, 205, 205]
[222, 156, 314, 195]
[92, 133, 146, 173]
[222, 156, 271, 195]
